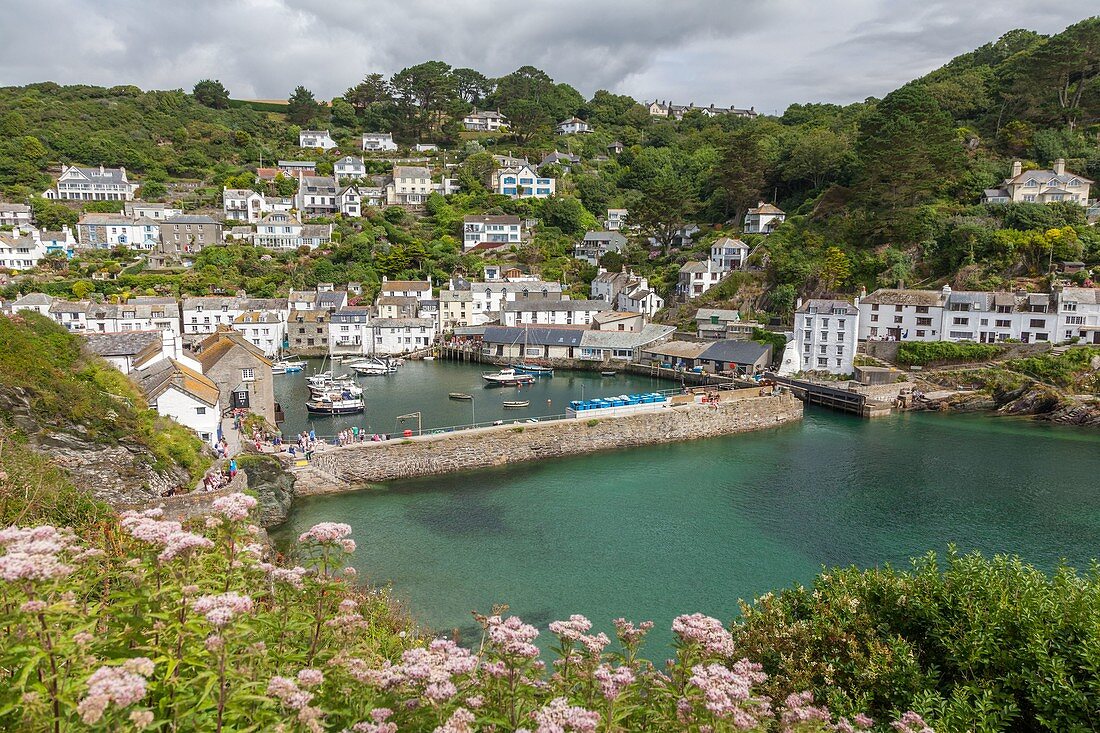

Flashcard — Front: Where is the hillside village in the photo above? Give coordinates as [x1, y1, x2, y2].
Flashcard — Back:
[1, 18, 1100, 441]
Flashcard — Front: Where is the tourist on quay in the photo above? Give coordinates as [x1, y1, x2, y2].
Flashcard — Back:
[229, 458, 237, 479]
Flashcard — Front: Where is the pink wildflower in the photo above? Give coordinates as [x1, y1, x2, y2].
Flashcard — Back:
[466, 695, 484, 709]
[672, 613, 736, 657]
[158, 531, 213, 562]
[211, 492, 257, 522]
[73, 631, 94, 646]
[20, 600, 47, 614]
[297, 668, 324, 688]
[0, 525, 79, 582]
[593, 663, 635, 700]
[548, 614, 592, 641]
[780, 691, 831, 729]
[204, 635, 224, 652]
[267, 676, 314, 710]
[352, 708, 397, 733]
[892, 711, 935, 733]
[687, 660, 771, 724]
[260, 562, 309, 589]
[129, 710, 154, 729]
[76, 660, 152, 724]
[190, 592, 254, 627]
[435, 707, 476, 733]
[613, 618, 654, 646]
[836, 715, 876, 733]
[298, 522, 353, 544]
[531, 697, 600, 733]
[486, 614, 540, 659]
[579, 632, 610, 656]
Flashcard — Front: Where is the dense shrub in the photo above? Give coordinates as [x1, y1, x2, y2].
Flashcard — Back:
[1004, 347, 1100, 392]
[895, 341, 1002, 366]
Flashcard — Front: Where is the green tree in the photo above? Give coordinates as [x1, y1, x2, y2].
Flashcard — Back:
[287, 86, 324, 126]
[712, 126, 769, 225]
[390, 61, 455, 140]
[502, 99, 549, 143]
[819, 246, 852, 291]
[626, 174, 698, 250]
[344, 73, 391, 113]
[192, 79, 230, 109]
[452, 68, 493, 105]
[330, 99, 357, 128]
[781, 128, 850, 190]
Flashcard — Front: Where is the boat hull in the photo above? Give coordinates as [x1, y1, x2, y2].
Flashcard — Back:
[306, 401, 364, 415]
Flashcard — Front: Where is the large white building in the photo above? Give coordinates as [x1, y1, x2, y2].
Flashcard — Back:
[1057, 287, 1100, 345]
[223, 188, 268, 223]
[139, 359, 221, 447]
[367, 318, 437, 355]
[334, 156, 367, 179]
[386, 166, 433, 206]
[709, 237, 750, 271]
[677, 259, 726, 299]
[982, 159, 1093, 205]
[462, 110, 507, 132]
[43, 165, 139, 201]
[0, 228, 49, 270]
[794, 298, 858, 375]
[76, 214, 160, 249]
[232, 311, 287, 357]
[496, 164, 555, 199]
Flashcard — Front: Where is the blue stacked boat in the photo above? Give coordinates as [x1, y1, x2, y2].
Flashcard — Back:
[569, 392, 668, 413]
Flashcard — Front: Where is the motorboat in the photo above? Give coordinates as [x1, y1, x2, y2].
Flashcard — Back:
[503, 400, 530, 409]
[449, 392, 474, 400]
[272, 358, 305, 374]
[600, 370, 617, 377]
[353, 363, 392, 376]
[305, 390, 365, 415]
[482, 368, 536, 386]
[309, 380, 362, 397]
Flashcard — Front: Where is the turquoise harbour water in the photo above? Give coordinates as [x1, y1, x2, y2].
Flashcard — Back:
[271, 363, 1100, 652]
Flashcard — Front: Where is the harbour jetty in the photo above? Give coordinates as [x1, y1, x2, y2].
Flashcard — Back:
[295, 389, 802, 493]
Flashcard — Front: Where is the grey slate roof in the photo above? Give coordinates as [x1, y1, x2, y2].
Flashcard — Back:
[482, 325, 586, 347]
[83, 330, 162, 357]
[579, 324, 675, 349]
[699, 340, 772, 365]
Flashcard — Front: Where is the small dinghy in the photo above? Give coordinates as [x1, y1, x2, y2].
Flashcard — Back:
[600, 370, 617, 376]
[502, 400, 530, 409]
[449, 392, 473, 400]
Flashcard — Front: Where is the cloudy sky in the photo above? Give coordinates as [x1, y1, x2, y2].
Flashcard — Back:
[0, 1, 1089, 112]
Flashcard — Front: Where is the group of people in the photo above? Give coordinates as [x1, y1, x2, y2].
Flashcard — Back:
[199, 462, 234, 493]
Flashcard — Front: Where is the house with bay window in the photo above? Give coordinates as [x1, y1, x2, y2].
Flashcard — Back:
[495, 164, 555, 199]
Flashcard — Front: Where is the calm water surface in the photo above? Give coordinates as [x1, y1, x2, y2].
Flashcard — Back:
[271, 363, 1100, 651]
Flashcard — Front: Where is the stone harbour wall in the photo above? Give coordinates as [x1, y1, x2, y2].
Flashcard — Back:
[303, 393, 802, 493]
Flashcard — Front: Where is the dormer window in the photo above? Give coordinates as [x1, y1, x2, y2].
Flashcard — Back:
[1068, 178, 1080, 186]
[1025, 179, 1038, 187]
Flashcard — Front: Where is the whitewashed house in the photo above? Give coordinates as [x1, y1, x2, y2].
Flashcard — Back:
[710, 237, 750, 271]
[794, 298, 858, 374]
[223, 188, 268, 223]
[43, 165, 138, 201]
[605, 208, 628, 231]
[367, 318, 436, 355]
[496, 164, 555, 199]
[232, 311, 286, 357]
[743, 203, 785, 234]
[139, 359, 221, 446]
[85, 297, 181, 336]
[253, 212, 333, 250]
[9, 292, 54, 315]
[338, 185, 363, 217]
[857, 288, 948, 342]
[386, 166, 432, 206]
[0, 228, 49, 270]
[299, 129, 337, 149]
[48, 300, 89, 332]
[379, 278, 433, 302]
[590, 269, 662, 318]
[277, 160, 316, 176]
[501, 298, 609, 326]
[182, 296, 244, 336]
[463, 215, 523, 251]
[334, 156, 366, 179]
[0, 203, 33, 227]
[556, 117, 593, 135]
[462, 110, 507, 132]
[677, 260, 725, 299]
[1057, 287, 1100, 345]
[361, 132, 398, 152]
[296, 174, 341, 218]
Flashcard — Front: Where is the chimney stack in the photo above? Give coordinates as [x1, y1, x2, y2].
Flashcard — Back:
[1053, 158, 1066, 176]
[1011, 160, 1022, 178]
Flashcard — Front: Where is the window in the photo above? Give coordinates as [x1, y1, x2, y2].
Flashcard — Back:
[195, 407, 206, 415]
[893, 316, 903, 324]
[1029, 319, 1045, 328]
[995, 320, 1011, 328]
[915, 306, 929, 314]
[917, 317, 933, 326]
[1066, 316, 1084, 325]
[836, 346, 844, 355]
[817, 357, 828, 367]
[820, 331, 828, 341]
[819, 345, 827, 355]
[1064, 302, 1077, 312]
[915, 330, 925, 337]
[953, 317, 969, 325]
[871, 304, 879, 312]
[241, 368, 255, 381]
[870, 314, 879, 322]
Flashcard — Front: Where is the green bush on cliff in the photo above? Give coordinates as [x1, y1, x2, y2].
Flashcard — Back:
[0, 313, 209, 481]
[1005, 347, 1100, 393]
[896, 341, 1002, 366]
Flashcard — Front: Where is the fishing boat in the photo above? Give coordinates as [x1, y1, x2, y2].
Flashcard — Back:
[502, 400, 530, 409]
[448, 392, 473, 400]
[600, 370, 617, 377]
[482, 368, 536, 386]
[309, 380, 362, 398]
[305, 391, 365, 415]
[353, 362, 391, 376]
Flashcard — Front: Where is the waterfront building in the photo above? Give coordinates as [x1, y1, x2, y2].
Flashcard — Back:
[287, 310, 330, 354]
[330, 306, 372, 355]
[232, 310, 286, 357]
[637, 340, 712, 371]
[695, 308, 742, 339]
[578, 324, 676, 362]
[793, 298, 858, 375]
[590, 268, 662, 317]
[138, 358, 221, 446]
[1057, 286, 1100, 344]
[367, 318, 437, 355]
[501, 298, 609, 327]
[592, 311, 644, 332]
[696, 340, 773, 375]
[481, 325, 586, 361]
[857, 288, 948, 342]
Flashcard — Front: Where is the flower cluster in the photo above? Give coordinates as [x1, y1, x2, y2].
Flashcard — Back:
[612, 617, 654, 647]
[672, 612, 736, 657]
[76, 659, 153, 724]
[356, 637, 477, 703]
[893, 711, 935, 733]
[260, 562, 310, 589]
[593, 663, 635, 701]
[486, 614, 541, 659]
[351, 707, 397, 733]
[325, 598, 367, 629]
[267, 675, 325, 732]
[211, 492, 258, 522]
[531, 697, 600, 733]
[688, 660, 771, 726]
[120, 509, 214, 563]
[435, 707, 475, 733]
[0, 525, 79, 582]
[781, 691, 833, 729]
[298, 522, 353, 545]
[190, 592, 254, 627]
[548, 614, 592, 641]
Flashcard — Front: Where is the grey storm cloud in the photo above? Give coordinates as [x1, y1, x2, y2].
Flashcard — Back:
[0, 0, 1090, 112]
